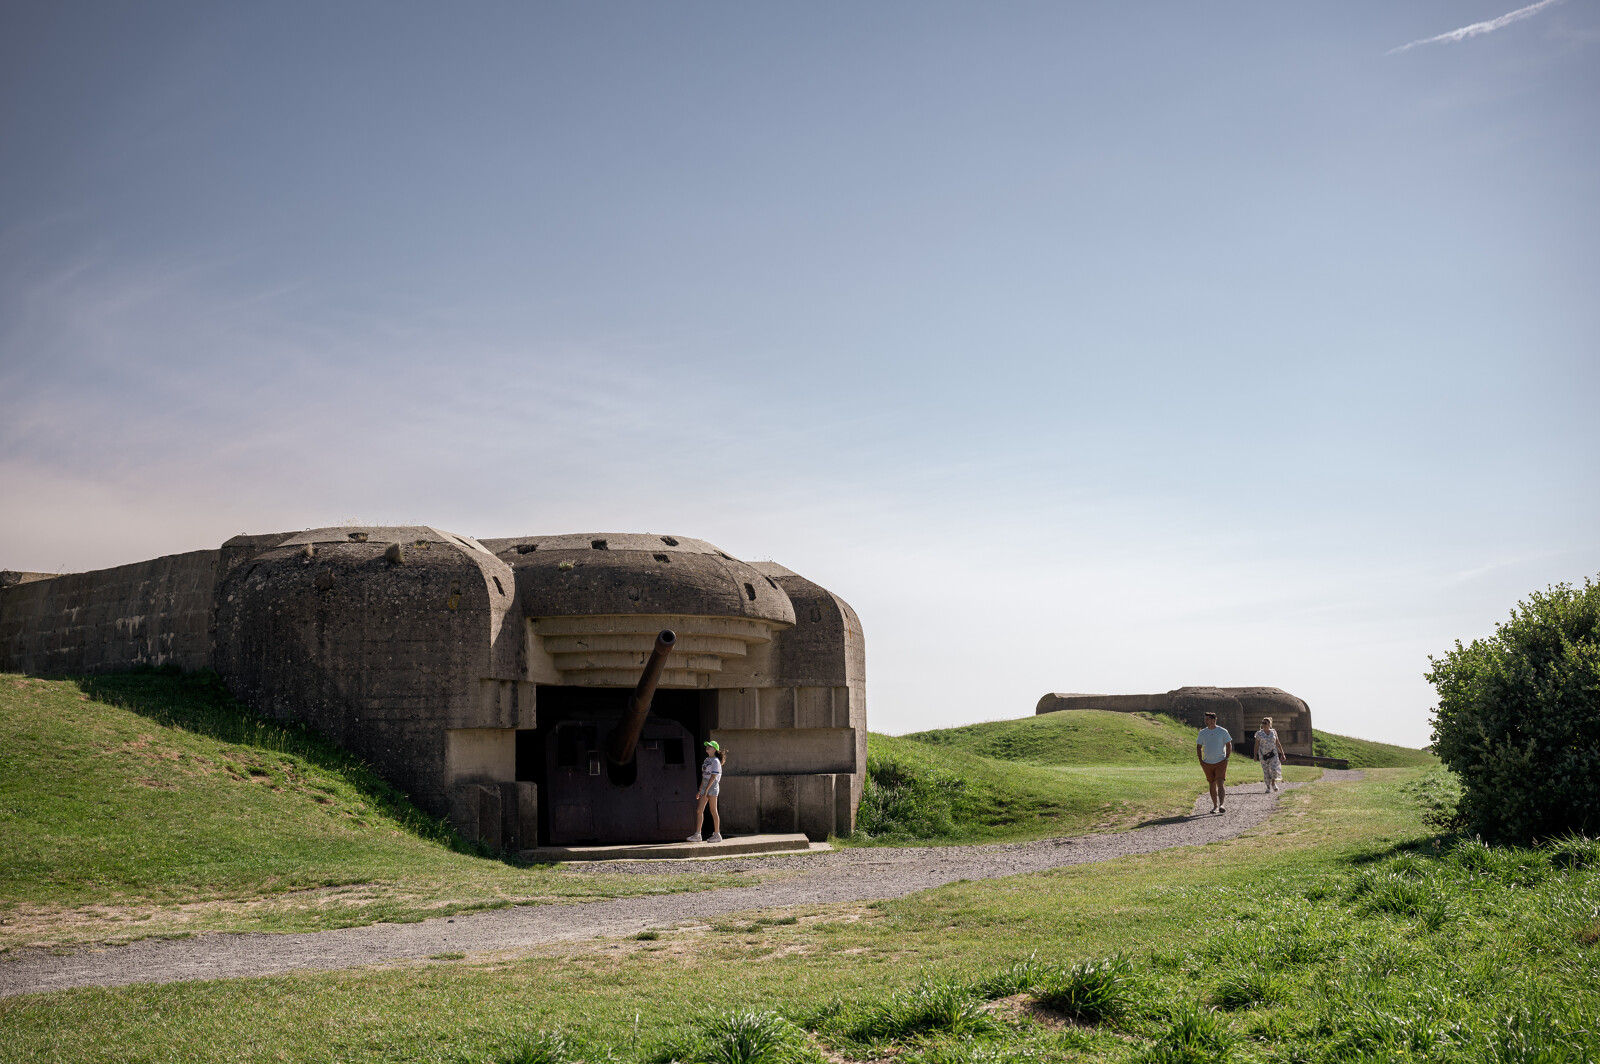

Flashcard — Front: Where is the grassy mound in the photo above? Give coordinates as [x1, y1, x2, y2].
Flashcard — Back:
[901, 709, 1199, 766]
[1312, 729, 1436, 768]
[904, 708, 1434, 771]
[851, 732, 1289, 845]
[0, 671, 742, 947]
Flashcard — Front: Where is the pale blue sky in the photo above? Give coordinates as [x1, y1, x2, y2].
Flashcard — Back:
[3, 2, 1596, 745]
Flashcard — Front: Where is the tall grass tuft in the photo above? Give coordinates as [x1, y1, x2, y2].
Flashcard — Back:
[1136, 1005, 1234, 1064]
[1487, 999, 1597, 1064]
[499, 1031, 579, 1064]
[850, 978, 1002, 1040]
[1546, 833, 1600, 871]
[969, 954, 1047, 999]
[659, 1010, 813, 1064]
[1211, 968, 1285, 1011]
[1034, 955, 1139, 1024]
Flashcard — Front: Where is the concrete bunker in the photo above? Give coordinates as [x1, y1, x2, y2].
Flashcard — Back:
[1, 528, 867, 851]
[1036, 686, 1316, 758]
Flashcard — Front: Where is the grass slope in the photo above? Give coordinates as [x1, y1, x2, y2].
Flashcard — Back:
[852, 731, 1317, 845]
[8, 770, 1597, 1064]
[1313, 728, 1436, 768]
[902, 709, 1200, 766]
[904, 708, 1436, 771]
[0, 671, 744, 948]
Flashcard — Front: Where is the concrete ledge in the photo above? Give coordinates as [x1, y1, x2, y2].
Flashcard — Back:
[520, 833, 819, 862]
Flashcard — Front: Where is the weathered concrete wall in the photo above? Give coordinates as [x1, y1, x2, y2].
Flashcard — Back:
[0, 551, 221, 675]
[212, 527, 523, 825]
[713, 562, 868, 840]
[2, 527, 867, 848]
[1036, 686, 1313, 755]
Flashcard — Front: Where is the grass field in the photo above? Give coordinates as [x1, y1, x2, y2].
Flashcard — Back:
[0, 672, 747, 949]
[5, 768, 1595, 1063]
[852, 712, 1336, 846]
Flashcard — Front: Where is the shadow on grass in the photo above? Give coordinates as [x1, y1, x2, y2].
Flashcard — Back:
[68, 664, 514, 864]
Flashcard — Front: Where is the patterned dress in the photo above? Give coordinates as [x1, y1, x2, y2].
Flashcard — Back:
[1255, 728, 1283, 782]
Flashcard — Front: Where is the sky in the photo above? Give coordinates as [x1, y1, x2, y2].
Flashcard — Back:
[2, 2, 1596, 747]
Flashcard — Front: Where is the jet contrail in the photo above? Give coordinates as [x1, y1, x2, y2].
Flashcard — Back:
[1389, 0, 1564, 54]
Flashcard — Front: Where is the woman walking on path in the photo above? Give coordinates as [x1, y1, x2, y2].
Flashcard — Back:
[687, 740, 725, 843]
[1255, 717, 1284, 793]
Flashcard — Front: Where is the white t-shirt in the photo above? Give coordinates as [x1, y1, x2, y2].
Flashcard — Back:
[701, 755, 722, 783]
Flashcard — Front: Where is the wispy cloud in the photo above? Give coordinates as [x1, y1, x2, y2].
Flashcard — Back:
[1389, 0, 1564, 54]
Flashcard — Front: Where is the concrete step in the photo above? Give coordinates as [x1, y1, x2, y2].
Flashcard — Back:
[520, 833, 822, 862]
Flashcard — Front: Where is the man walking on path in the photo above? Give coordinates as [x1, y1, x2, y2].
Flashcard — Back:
[1197, 711, 1233, 814]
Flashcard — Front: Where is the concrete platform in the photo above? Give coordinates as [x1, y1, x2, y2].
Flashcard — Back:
[521, 833, 820, 862]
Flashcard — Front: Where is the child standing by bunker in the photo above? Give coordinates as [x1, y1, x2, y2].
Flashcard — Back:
[687, 740, 725, 843]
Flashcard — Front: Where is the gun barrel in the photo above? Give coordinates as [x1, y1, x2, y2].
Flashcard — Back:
[605, 630, 677, 766]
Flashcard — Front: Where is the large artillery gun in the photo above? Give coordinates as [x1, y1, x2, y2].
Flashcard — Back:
[544, 629, 702, 844]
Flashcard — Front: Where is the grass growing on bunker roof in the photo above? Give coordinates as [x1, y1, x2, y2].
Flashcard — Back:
[0, 671, 749, 947]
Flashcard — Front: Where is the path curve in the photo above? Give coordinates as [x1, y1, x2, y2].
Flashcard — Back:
[0, 772, 1362, 998]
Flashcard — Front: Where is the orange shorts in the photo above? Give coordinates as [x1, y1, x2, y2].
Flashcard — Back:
[1201, 759, 1228, 784]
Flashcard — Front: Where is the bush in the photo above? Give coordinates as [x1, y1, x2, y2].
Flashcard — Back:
[1427, 576, 1600, 843]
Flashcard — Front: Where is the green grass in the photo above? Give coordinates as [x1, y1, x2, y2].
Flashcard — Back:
[902, 707, 1436, 772]
[850, 730, 1317, 846]
[0, 671, 747, 948]
[6, 770, 1597, 1063]
[1312, 728, 1437, 768]
[902, 709, 1201, 766]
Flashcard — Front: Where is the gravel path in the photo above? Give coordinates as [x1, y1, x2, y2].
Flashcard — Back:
[0, 772, 1362, 998]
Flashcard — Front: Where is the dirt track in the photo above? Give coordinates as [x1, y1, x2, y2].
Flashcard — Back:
[0, 773, 1361, 998]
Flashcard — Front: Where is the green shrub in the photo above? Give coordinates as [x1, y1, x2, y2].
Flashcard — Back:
[1428, 576, 1600, 843]
[1034, 955, 1138, 1024]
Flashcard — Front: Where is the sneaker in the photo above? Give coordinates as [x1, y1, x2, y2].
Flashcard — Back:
[685, 833, 702, 843]
[707, 833, 723, 843]
[1219, 806, 1227, 813]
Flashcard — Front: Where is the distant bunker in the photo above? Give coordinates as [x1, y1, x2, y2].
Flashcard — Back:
[1036, 687, 1313, 758]
[0, 530, 866, 849]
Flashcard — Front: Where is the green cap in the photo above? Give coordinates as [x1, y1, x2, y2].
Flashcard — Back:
[703, 740, 720, 750]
